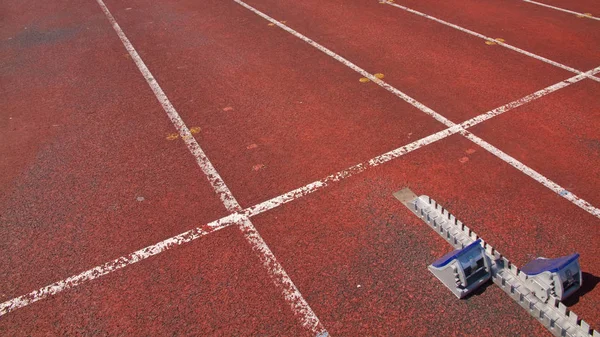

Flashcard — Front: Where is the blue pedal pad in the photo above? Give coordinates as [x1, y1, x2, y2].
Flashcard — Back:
[521, 253, 582, 302]
[428, 239, 492, 299]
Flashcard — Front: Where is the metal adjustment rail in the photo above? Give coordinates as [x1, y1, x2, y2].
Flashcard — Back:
[393, 188, 599, 337]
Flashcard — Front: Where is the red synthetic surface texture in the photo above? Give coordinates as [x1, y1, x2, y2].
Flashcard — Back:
[237, 0, 573, 122]
[1, 0, 228, 301]
[387, 0, 600, 70]
[1, 0, 599, 335]
[101, 0, 578, 208]
[470, 79, 600, 207]
[253, 134, 600, 334]
[531, 0, 600, 15]
[0, 227, 309, 336]
[100, 0, 447, 208]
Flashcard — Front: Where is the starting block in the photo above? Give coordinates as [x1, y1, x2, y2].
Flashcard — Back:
[521, 253, 582, 302]
[429, 239, 491, 298]
[394, 188, 597, 337]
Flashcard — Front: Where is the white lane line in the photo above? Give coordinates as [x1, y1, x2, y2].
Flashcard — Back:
[2, 65, 598, 318]
[95, 0, 328, 335]
[238, 216, 329, 337]
[232, 0, 454, 127]
[95, 0, 241, 213]
[232, 0, 600, 219]
[244, 127, 462, 217]
[461, 65, 600, 129]
[461, 131, 600, 217]
[237, 212, 328, 336]
[381, 1, 600, 83]
[243, 67, 600, 218]
[522, 0, 600, 21]
[0, 214, 242, 317]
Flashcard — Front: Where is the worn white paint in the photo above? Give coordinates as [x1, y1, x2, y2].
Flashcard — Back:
[232, 0, 600, 218]
[0, 214, 242, 316]
[2, 0, 599, 325]
[382, 1, 600, 83]
[522, 0, 600, 22]
[94, 0, 329, 335]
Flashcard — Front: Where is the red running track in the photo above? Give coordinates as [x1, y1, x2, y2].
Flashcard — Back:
[1, 0, 599, 335]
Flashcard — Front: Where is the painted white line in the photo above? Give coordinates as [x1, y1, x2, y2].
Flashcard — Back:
[522, 0, 600, 21]
[461, 65, 600, 129]
[243, 67, 600, 218]
[232, 0, 600, 219]
[244, 127, 462, 217]
[96, 0, 239, 210]
[0, 214, 242, 317]
[3, 64, 598, 318]
[3, 0, 598, 321]
[95, 0, 241, 212]
[238, 216, 328, 337]
[95, 0, 328, 335]
[462, 131, 600, 218]
[382, 1, 600, 83]
[232, 0, 454, 127]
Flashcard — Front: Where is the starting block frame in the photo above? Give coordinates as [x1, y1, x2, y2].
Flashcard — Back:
[393, 188, 598, 337]
[428, 239, 492, 299]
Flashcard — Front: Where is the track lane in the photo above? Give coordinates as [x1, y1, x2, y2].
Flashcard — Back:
[0, 0, 228, 304]
[99, 0, 447, 208]
[252, 134, 600, 334]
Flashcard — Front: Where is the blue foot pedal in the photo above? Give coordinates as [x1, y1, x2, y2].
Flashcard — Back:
[428, 239, 492, 299]
[521, 253, 582, 302]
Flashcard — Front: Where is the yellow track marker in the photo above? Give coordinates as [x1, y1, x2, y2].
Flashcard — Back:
[268, 20, 287, 26]
[360, 73, 385, 82]
[576, 12, 593, 18]
[485, 38, 505, 46]
[167, 127, 200, 140]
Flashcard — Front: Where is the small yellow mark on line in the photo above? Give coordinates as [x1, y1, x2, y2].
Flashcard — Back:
[268, 20, 287, 26]
[360, 73, 384, 82]
[166, 127, 201, 140]
[485, 38, 505, 46]
[576, 12, 593, 18]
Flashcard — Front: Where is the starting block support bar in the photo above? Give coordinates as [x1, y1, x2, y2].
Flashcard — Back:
[393, 188, 598, 337]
